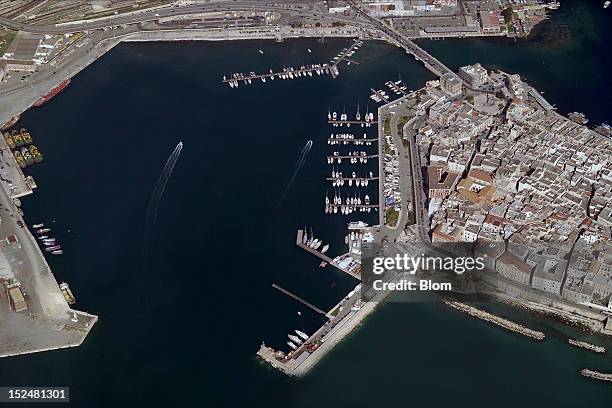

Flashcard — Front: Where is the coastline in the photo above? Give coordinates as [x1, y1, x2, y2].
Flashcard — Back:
[0, 25, 365, 127]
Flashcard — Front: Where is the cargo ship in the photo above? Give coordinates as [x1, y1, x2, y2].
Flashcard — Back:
[13, 150, 27, 169]
[21, 147, 34, 165]
[29, 144, 43, 163]
[34, 79, 71, 107]
[3, 132, 16, 149]
[20, 128, 32, 144]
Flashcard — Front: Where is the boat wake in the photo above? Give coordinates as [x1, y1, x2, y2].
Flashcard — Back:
[145, 141, 183, 230]
[139, 141, 183, 309]
[279, 140, 313, 204]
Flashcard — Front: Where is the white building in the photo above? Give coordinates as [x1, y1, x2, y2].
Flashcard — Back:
[459, 63, 488, 87]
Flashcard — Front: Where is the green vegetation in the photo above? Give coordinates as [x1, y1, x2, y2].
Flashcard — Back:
[495, 90, 506, 100]
[502, 7, 514, 24]
[385, 208, 399, 227]
[0, 30, 16, 55]
[467, 95, 475, 104]
[383, 115, 392, 136]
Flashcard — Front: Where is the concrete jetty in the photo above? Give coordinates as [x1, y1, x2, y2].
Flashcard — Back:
[272, 284, 328, 317]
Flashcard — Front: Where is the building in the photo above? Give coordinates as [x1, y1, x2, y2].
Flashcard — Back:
[1, 31, 43, 73]
[327, 1, 351, 14]
[496, 251, 534, 286]
[440, 73, 462, 96]
[479, 10, 502, 34]
[428, 166, 459, 200]
[459, 63, 488, 87]
[531, 257, 567, 295]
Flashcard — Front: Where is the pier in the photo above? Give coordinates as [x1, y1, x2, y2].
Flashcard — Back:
[296, 230, 361, 281]
[371, 88, 390, 103]
[385, 80, 408, 96]
[326, 176, 379, 182]
[327, 137, 377, 144]
[223, 39, 363, 88]
[328, 119, 377, 126]
[272, 284, 329, 317]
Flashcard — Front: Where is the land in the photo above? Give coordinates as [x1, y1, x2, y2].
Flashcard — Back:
[0, 0, 609, 381]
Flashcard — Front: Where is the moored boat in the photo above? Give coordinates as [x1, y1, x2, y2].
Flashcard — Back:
[59, 282, 75, 304]
[288, 334, 303, 345]
[20, 128, 32, 144]
[34, 79, 71, 107]
[29, 144, 43, 163]
[3, 132, 16, 149]
[13, 150, 27, 169]
[295, 330, 309, 340]
[21, 147, 34, 165]
[12, 130, 24, 147]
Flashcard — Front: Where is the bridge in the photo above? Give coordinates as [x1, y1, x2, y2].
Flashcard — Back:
[346, 0, 467, 86]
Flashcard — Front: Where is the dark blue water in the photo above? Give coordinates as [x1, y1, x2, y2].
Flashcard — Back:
[1, 1, 611, 406]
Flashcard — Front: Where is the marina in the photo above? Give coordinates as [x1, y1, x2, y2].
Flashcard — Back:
[222, 39, 363, 88]
[323, 106, 379, 216]
[296, 229, 362, 281]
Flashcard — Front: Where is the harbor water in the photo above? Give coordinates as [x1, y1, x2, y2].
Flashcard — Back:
[1, 1, 611, 406]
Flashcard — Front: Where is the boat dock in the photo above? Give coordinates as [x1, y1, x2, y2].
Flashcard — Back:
[325, 176, 379, 182]
[328, 119, 378, 126]
[224, 39, 363, 88]
[327, 137, 378, 144]
[385, 80, 409, 96]
[370, 88, 390, 103]
[296, 229, 361, 281]
[272, 284, 329, 317]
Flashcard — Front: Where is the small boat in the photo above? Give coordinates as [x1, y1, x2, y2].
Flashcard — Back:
[38, 235, 48, 240]
[295, 330, 309, 340]
[32, 223, 44, 229]
[321, 244, 329, 254]
[43, 242, 56, 246]
[37, 228, 51, 234]
[287, 341, 297, 350]
[45, 245, 61, 251]
[288, 334, 303, 345]
[52, 250, 63, 255]
[307, 48, 312, 53]
[258, 49, 264, 55]
[59, 282, 75, 304]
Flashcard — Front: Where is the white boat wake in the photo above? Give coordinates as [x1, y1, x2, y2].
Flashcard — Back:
[279, 140, 313, 204]
[145, 141, 183, 229]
